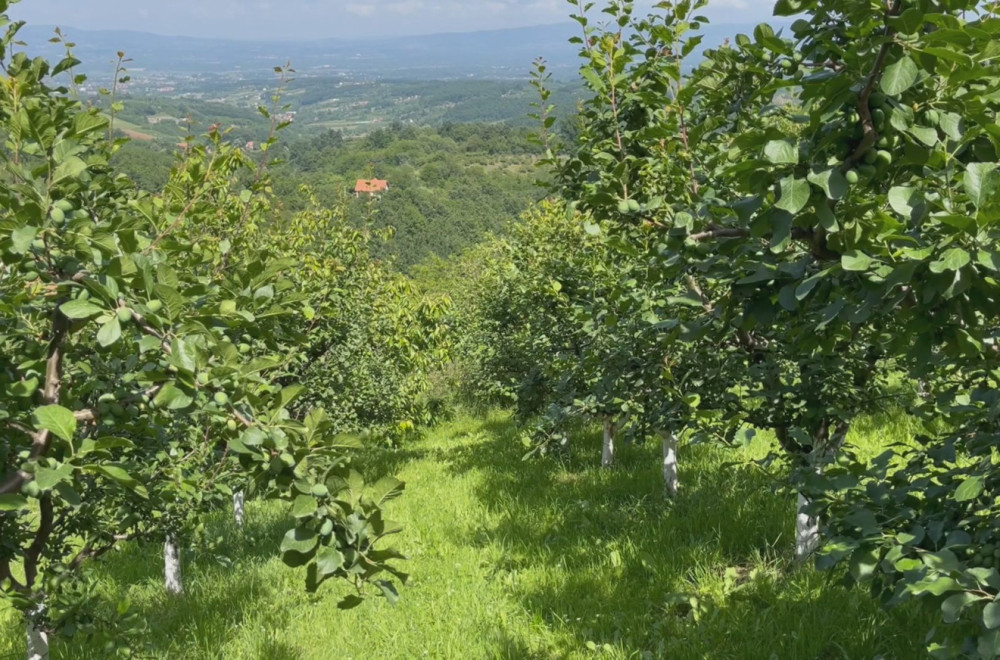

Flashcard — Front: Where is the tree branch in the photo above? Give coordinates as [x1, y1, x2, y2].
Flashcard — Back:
[23, 494, 54, 588]
[0, 308, 69, 495]
[847, 0, 902, 166]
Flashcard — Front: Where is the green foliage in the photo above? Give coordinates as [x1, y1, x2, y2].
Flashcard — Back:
[0, 16, 439, 647]
[464, 0, 1000, 654]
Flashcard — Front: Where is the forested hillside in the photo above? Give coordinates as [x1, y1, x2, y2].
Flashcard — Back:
[111, 121, 544, 271]
[273, 123, 543, 270]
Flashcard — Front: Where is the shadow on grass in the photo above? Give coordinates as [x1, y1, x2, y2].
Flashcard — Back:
[446, 415, 930, 659]
[55, 503, 304, 659]
[351, 445, 430, 483]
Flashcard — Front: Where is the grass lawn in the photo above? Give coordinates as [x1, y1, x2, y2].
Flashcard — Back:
[0, 410, 935, 659]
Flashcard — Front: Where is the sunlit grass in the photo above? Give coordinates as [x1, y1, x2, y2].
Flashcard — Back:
[1, 409, 934, 659]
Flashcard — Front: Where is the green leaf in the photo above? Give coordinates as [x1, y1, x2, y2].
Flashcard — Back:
[909, 125, 939, 147]
[33, 404, 77, 442]
[73, 111, 108, 138]
[59, 299, 105, 320]
[83, 464, 148, 498]
[0, 494, 28, 511]
[280, 527, 319, 555]
[279, 385, 305, 408]
[841, 250, 873, 272]
[954, 475, 984, 502]
[10, 226, 36, 254]
[370, 476, 405, 506]
[315, 546, 345, 577]
[96, 317, 122, 347]
[880, 56, 918, 96]
[152, 383, 193, 411]
[930, 248, 971, 274]
[774, 176, 810, 214]
[807, 168, 848, 200]
[580, 67, 605, 92]
[849, 547, 878, 581]
[169, 338, 198, 373]
[773, 0, 806, 16]
[290, 494, 317, 519]
[942, 592, 979, 624]
[51, 156, 88, 185]
[9, 377, 39, 398]
[891, 7, 925, 34]
[979, 630, 1000, 659]
[34, 464, 74, 491]
[764, 139, 798, 164]
[964, 162, 998, 211]
[985, 602, 1000, 630]
[888, 186, 921, 219]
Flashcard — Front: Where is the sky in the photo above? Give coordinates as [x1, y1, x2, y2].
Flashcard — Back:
[9, 0, 778, 40]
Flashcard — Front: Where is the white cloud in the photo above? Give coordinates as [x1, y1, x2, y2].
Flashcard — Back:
[345, 4, 378, 17]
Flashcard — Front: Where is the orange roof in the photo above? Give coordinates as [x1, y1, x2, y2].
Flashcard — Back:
[354, 178, 388, 193]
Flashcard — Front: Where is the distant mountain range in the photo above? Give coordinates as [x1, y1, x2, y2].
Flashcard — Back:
[18, 21, 789, 80]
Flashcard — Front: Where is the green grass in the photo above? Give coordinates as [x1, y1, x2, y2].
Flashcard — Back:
[0, 411, 935, 659]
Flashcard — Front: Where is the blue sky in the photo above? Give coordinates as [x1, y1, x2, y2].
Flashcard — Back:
[9, 0, 778, 40]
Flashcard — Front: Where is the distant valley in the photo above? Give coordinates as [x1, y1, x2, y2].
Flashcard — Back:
[19, 19, 788, 81]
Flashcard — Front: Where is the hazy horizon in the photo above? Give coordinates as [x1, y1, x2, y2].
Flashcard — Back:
[9, 0, 778, 41]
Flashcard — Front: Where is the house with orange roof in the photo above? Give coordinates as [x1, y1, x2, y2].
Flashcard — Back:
[354, 178, 389, 196]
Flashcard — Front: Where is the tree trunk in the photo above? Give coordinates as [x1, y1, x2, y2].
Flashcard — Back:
[164, 535, 183, 595]
[601, 418, 615, 468]
[661, 432, 679, 496]
[233, 491, 245, 527]
[795, 492, 819, 560]
[785, 421, 849, 561]
[25, 607, 48, 660]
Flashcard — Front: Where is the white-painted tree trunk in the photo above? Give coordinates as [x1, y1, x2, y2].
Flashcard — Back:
[795, 492, 819, 560]
[661, 432, 679, 497]
[601, 418, 615, 468]
[233, 491, 245, 527]
[25, 607, 48, 660]
[164, 535, 183, 595]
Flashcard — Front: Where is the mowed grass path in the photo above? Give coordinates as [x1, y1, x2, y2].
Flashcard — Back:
[1, 411, 933, 659]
